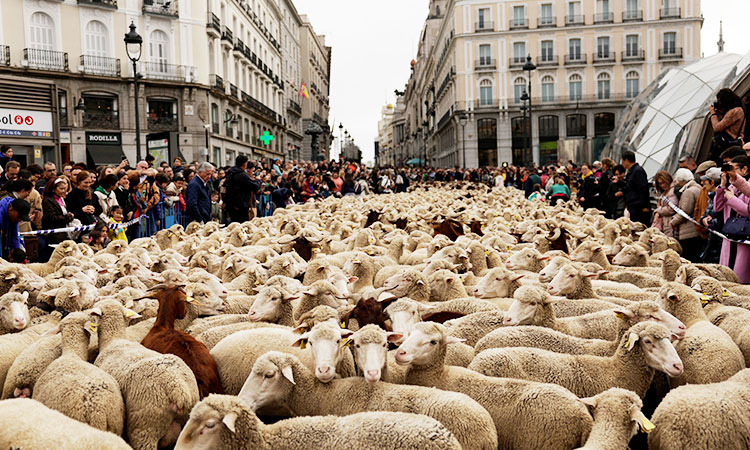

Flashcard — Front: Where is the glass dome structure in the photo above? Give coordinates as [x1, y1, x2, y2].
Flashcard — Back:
[604, 51, 750, 178]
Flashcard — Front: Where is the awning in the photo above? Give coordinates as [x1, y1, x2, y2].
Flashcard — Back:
[86, 146, 125, 166]
[406, 158, 424, 165]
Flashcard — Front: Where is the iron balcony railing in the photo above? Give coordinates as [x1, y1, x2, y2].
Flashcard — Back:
[509, 57, 526, 68]
[221, 27, 233, 43]
[83, 109, 119, 129]
[475, 21, 494, 32]
[622, 10, 643, 21]
[475, 58, 496, 70]
[565, 53, 586, 65]
[24, 48, 68, 71]
[621, 49, 645, 61]
[509, 18, 528, 29]
[0, 46, 9, 66]
[229, 83, 238, 99]
[80, 55, 120, 77]
[565, 14, 585, 26]
[206, 12, 221, 33]
[476, 99, 500, 109]
[536, 55, 558, 67]
[512, 93, 629, 106]
[593, 51, 616, 63]
[141, 62, 188, 81]
[660, 7, 681, 18]
[209, 74, 224, 91]
[212, 123, 220, 134]
[234, 39, 245, 54]
[148, 114, 178, 131]
[78, 0, 118, 9]
[537, 17, 556, 28]
[287, 99, 302, 115]
[659, 47, 683, 59]
[143, 0, 178, 17]
[594, 12, 614, 23]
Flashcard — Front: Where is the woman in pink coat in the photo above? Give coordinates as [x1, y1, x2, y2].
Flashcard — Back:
[714, 156, 750, 283]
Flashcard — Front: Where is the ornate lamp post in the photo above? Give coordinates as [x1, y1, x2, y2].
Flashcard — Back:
[459, 113, 468, 169]
[522, 55, 537, 164]
[520, 91, 530, 164]
[124, 22, 143, 162]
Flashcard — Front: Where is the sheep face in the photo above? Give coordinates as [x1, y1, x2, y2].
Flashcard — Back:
[616, 300, 686, 340]
[327, 271, 354, 297]
[187, 284, 225, 315]
[382, 272, 424, 298]
[538, 256, 570, 283]
[505, 248, 545, 272]
[612, 245, 648, 267]
[503, 286, 549, 326]
[176, 397, 260, 450]
[349, 325, 402, 384]
[472, 268, 523, 298]
[580, 388, 651, 441]
[547, 265, 593, 296]
[570, 241, 603, 263]
[394, 322, 464, 366]
[626, 322, 684, 378]
[0, 292, 30, 331]
[384, 299, 434, 338]
[239, 352, 297, 412]
[293, 322, 353, 383]
[265, 275, 303, 297]
[690, 276, 726, 303]
[247, 287, 292, 322]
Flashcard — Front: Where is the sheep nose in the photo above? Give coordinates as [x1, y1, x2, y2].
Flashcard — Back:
[396, 349, 407, 357]
[672, 363, 684, 374]
[317, 366, 332, 375]
[14, 318, 26, 328]
[366, 370, 379, 378]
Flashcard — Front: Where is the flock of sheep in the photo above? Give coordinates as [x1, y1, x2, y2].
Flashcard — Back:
[0, 182, 749, 449]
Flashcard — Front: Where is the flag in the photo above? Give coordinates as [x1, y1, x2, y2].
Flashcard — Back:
[299, 82, 310, 99]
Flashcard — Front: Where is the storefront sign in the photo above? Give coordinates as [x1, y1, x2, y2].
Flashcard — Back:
[59, 131, 71, 144]
[0, 107, 53, 138]
[86, 132, 121, 145]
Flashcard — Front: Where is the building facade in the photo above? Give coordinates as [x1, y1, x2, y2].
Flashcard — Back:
[279, 0, 303, 161]
[397, 0, 702, 168]
[376, 103, 396, 166]
[299, 14, 331, 162]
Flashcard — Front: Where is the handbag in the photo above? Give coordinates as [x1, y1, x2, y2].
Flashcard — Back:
[722, 204, 750, 241]
[713, 117, 745, 149]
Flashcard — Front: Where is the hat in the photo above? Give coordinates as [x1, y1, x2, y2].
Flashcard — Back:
[9, 198, 30, 222]
[678, 154, 694, 163]
[696, 160, 716, 173]
[701, 167, 721, 183]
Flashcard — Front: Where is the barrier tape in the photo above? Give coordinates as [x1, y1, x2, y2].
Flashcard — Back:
[19, 215, 145, 236]
[659, 195, 750, 245]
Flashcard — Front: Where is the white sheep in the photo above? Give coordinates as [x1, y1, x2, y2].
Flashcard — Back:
[578, 387, 654, 449]
[0, 291, 30, 334]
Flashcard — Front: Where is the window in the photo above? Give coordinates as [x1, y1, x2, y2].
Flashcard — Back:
[597, 72, 611, 99]
[211, 103, 220, 133]
[82, 93, 119, 130]
[566, 113, 587, 137]
[569, 74, 582, 101]
[541, 40, 554, 61]
[513, 42, 526, 63]
[541, 75, 555, 102]
[477, 119, 498, 167]
[626, 35, 639, 56]
[626, 71, 640, 98]
[569, 39, 582, 59]
[58, 90, 68, 127]
[85, 21, 108, 57]
[150, 30, 170, 71]
[479, 80, 493, 105]
[663, 32, 676, 53]
[597, 0, 610, 13]
[540, 4, 553, 24]
[147, 98, 178, 130]
[478, 8, 489, 28]
[513, 6, 526, 26]
[479, 44, 492, 65]
[626, 0, 638, 15]
[597, 37, 610, 57]
[514, 77, 527, 104]
[29, 12, 55, 51]
[594, 112, 615, 135]
[568, 1, 581, 16]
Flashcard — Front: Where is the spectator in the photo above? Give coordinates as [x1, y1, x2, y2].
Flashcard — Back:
[621, 151, 651, 225]
[670, 168, 702, 262]
[224, 155, 259, 223]
[16, 171, 42, 231]
[652, 170, 678, 238]
[65, 170, 97, 226]
[678, 155, 701, 182]
[523, 168, 541, 198]
[114, 172, 133, 221]
[210, 191, 221, 222]
[605, 165, 627, 219]
[528, 184, 544, 202]
[546, 176, 571, 204]
[695, 160, 716, 178]
[107, 205, 128, 243]
[93, 174, 119, 221]
[0, 161, 20, 186]
[0, 197, 30, 259]
[272, 159, 282, 176]
[173, 157, 184, 174]
[41, 178, 74, 245]
[0, 179, 32, 201]
[0, 145, 12, 168]
[715, 155, 750, 282]
[145, 154, 155, 168]
[577, 163, 599, 210]
[710, 88, 746, 162]
[184, 162, 214, 224]
[720, 146, 746, 163]
[698, 168, 722, 263]
[36, 162, 56, 192]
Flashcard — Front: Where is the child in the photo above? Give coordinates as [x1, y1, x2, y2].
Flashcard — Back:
[8, 248, 26, 264]
[210, 191, 221, 222]
[108, 205, 128, 243]
[528, 184, 545, 202]
[86, 229, 107, 252]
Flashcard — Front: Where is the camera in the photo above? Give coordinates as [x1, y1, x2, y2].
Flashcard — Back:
[722, 163, 732, 172]
[713, 102, 720, 110]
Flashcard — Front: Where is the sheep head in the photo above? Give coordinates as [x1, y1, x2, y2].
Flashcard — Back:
[349, 324, 403, 384]
[503, 286, 551, 326]
[0, 291, 30, 331]
[394, 322, 465, 366]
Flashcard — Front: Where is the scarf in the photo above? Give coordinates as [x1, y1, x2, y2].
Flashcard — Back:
[581, 171, 593, 180]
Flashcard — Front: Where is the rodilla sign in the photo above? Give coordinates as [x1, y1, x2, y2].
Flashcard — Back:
[0, 108, 53, 138]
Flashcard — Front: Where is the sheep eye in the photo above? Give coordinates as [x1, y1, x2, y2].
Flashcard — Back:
[644, 315, 652, 320]
[530, 302, 537, 306]
[264, 373, 274, 379]
[336, 339, 341, 344]
[205, 421, 216, 429]
[429, 340, 437, 345]
[355, 344, 360, 348]
[568, 274, 575, 278]
[382, 343, 387, 347]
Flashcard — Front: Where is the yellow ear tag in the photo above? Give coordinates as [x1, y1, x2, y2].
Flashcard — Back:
[623, 338, 631, 348]
[124, 309, 137, 318]
[299, 340, 306, 349]
[295, 326, 308, 334]
[723, 289, 731, 298]
[313, 248, 320, 253]
[340, 338, 352, 348]
[641, 418, 655, 433]
[254, 280, 261, 286]
[615, 312, 627, 320]
[459, 276, 465, 283]
[340, 321, 346, 329]
[700, 294, 710, 305]
[87, 323, 98, 332]
[667, 241, 674, 246]
[485, 250, 490, 256]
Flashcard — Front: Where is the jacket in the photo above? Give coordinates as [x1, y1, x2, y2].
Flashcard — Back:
[65, 188, 97, 225]
[715, 176, 750, 283]
[670, 180, 701, 240]
[577, 172, 599, 209]
[624, 163, 651, 213]
[711, 106, 745, 140]
[185, 176, 211, 224]
[224, 166, 259, 211]
[0, 196, 22, 259]
[94, 187, 119, 222]
[41, 196, 73, 245]
[654, 182, 679, 238]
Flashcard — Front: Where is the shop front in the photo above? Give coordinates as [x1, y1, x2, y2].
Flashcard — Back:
[85, 131, 125, 169]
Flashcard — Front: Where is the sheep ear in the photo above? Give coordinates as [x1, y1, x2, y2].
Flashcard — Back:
[340, 329, 355, 338]
[348, 276, 358, 283]
[613, 309, 635, 320]
[582, 271, 598, 278]
[89, 307, 103, 316]
[624, 332, 639, 351]
[124, 308, 141, 320]
[21, 291, 29, 302]
[292, 324, 308, 334]
[445, 336, 466, 345]
[377, 292, 398, 303]
[41, 288, 59, 298]
[597, 270, 610, 277]
[511, 274, 525, 282]
[292, 333, 310, 349]
[579, 396, 597, 408]
[387, 332, 404, 343]
[42, 324, 62, 336]
[280, 366, 295, 385]
[416, 279, 425, 286]
[631, 408, 655, 433]
[222, 412, 238, 433]
[539, 255, 550, 261]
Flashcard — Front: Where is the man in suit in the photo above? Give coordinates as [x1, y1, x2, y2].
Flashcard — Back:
[185, 162, 214, 225]
[224, 155, 259, 224]
[621, 150, 652, 225]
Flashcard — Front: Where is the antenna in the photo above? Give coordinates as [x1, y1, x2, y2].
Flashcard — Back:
[717, 21, 725, 53]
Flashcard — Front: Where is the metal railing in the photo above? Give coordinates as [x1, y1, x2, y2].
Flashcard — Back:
[660, 7, 681, 18]
[209, 74, 224, 91]
[536, 55, 558, 67]
[509, 57, 526, 68]
[234, 39, 245, 54]
[476, 99, 500, 109]
[147, 114, 178, 131]
[537, 17, 556, 28]
[287, 99, 302, 115]
[475, 58, 496, 70]
[658, 47, 683, 59]
[143, 0, 178, 17]
[565, 53, 586, 65]
[0, 46, 9, 66]
[82, 110, 119, 129]
[475, 21, 494, 32]
[511, 93, 629, 106]
[622, 10, 643, 21]
[594, 12, 614, 23]
[141, 62, 188, 81]
[212, 123, 220, 134]
[565, 14, 585, 26]
[509, 18, 528, 29]
[229, 83, 238, 98]
[78, 0, 117, 8]
[24, 48, 68, 71]
[206, 12, 221, 33]
[593, 52, 616, 63]
[221, 26, 233, 43]
[80, 55, 120, 77]
[621, 49, 645, 61]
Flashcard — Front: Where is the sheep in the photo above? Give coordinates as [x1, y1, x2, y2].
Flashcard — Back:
[32, 312, 124, 434]
[571, 240, 611, 270]
[0, 323, 55, 392]
[291, 321, 356, 382]
[578, 388, 654, 450]
[25, 240, 80, 277]
[246, 285, 299, 326]
[393, 322, 593, 450]
[381, 269, 430, 302]
[442, 310, 507, 346]
[475, 326, 622, 356]
[612, 244, 650, 267]
[175, 394, 462, 450]
[504, 247, 548, 273]
[468, 321, 684, 397]
[238, 351, 498, 450]
[196, 322, 290, 350]
[426, 269, 469, 301]
[0, 291, 30, 334]
[293, 280, 349, 321]
[471, 267, 524, 299]
[347, 324, 407, 384]
[140, 286, 224, 399]
[648, 368, 750, 449]
[2, 332, 64, 399]
[0, 398, 130, 449]
[657, 282, 745, 387]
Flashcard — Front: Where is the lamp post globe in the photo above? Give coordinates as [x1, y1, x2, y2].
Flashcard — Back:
[124, 22, 143, 162]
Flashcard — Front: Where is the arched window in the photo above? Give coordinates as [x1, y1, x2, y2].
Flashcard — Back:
[513, 77, 527, 104]
[626, 71, 640, 98]
[479, 79, 493, 105]
[566, 113, 587, 137]
[569, 74, 582, 101]
[541, 75, 554, 102]
[85, 20, 108, 57]
[210, 103, 219, 133]
[29, 12, 55, 51]
[150, 30, 170, 69]
[597, 72, 611, 100]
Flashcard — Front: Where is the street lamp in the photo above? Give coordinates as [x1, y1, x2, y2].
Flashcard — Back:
[124, 22, 143, 162]
[422, 121, 428, 167]
[339, 123, 343, 159]
[522, 55, 536, 164]
[458, 113, 468, 169]
[520, 91, 530, 164]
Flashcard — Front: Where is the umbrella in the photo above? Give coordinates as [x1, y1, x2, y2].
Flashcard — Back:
[406, 158, 424, 165]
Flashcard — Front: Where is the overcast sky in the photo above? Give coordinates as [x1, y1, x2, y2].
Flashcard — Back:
[296, 0, 750, 164]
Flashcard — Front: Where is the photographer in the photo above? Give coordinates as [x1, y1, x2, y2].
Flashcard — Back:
[714, 156, 750, 282]
[710, 88, 745, 163]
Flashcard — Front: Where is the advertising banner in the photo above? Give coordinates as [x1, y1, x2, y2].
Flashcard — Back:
[0, 107, 54, 138]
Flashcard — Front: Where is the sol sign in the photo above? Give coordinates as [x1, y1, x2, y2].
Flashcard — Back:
[0, 107, 53, 138]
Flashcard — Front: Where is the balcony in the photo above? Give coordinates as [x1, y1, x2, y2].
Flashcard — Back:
[242, 94, 278, 124]
[206, 12, 221, 37]
[622, 10, 643, 21]
[287, 99, 302, 116]
[660, 7, 681, 19]
[80, 55, 120, 77]
[565, 14, 585, 26]
[536, 55, 558, 67]
[221, 27, 233, 46]
[621, 49, 645, 62]
[537, 17, 556, 28]
[313, 112, 324, 124]
[593, 52, 616, 64]
[509, 57, 526, 69]
[475, 21, 494, 32]
[23, 48, 68, 71]
[143, 0, 178, 18]
[476, 99, 500, 109]
[0, 46, 9, 66]
[659, 47, 683, 60]
[229, 83, 238, 99]
[141, 62, 189, 81]
[212, 123, 220, 134]
[78, 0, 117, 9]
[594, 12, 614, 23]
[564, 53, 587, 65]
[148, 114, 178, 131]
[233, 39, 245, 56]
[509, 18, 528, 30]
[209, 74, 224, 91]
[82, 110, 119, 130]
